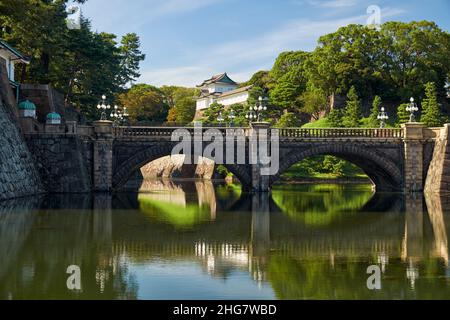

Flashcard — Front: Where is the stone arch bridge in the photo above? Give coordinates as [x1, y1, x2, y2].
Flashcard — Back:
[23, 121, 450, 194]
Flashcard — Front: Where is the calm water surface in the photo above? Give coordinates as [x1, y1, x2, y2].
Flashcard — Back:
[1, 180, 450, 300]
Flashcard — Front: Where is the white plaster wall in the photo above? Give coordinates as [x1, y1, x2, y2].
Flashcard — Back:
[196, 98, 210, 110]
[0, 51, 15, 82]
[216, 92, 249, 106]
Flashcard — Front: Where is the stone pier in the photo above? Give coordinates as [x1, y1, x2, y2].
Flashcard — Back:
[93, 121, 114, 192]
[250, 122, 271, 192]
[402, 123, 426, 192]
[425, 124, 450, 194]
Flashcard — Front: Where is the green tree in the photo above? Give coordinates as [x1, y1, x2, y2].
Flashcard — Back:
[161, 86, 198, 123]
[342, 86, 362, 127]
[396, 103, 410, 126]
[421, 82, 445, 127]
[299, 86, 327, 120]
[118, 84, 168, 124]
[269, 51, 310, 113]
[169, 96, 196, 124]
[276, 112, 301, 128]
[327, 109, 343, 128]
[228, 103, 247, 126]
[304, 21, 450, 106]
[367, 95, 382, 127]
[118, 33, 146, 87]
[0, 0, 145, 120]
[203, 102, 224, 124]
[304, 24, 383, 100]
[379, 21, 450, 101]
[240, 70, 270, 90]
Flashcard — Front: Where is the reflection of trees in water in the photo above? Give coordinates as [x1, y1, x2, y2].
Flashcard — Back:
[137, 180, 240, 229]
[267, 256, 450, 300]
[0, 197, 138, 300]
[271, 184, 375, 226]
[2, 187, 450, 299]
[265, 192, 450, 300]
[0, 197, 42, 283]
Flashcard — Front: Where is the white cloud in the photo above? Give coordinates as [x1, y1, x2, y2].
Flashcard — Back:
[141, 14, 364, 86]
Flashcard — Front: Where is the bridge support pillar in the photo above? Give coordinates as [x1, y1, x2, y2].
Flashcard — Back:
[250, 122, 271, 192]
[402, 123, 425, 192]
[93, 121, 114, 192]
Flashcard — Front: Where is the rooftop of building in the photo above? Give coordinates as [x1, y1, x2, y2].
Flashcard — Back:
[197, 72, 238, 87]
[0, 39, 30, 64]
[197, 85, 253, 100]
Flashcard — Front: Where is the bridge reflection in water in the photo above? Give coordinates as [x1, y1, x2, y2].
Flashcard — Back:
[1, 182, 450, 299]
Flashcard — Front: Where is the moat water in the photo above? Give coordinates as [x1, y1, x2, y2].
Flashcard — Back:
[1, 181, 450, 300]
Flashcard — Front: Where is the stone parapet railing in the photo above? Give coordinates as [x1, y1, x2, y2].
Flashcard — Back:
[277, 128, 404, 139]
[19, 120, 447, 142]
[113, 126, 248, 138]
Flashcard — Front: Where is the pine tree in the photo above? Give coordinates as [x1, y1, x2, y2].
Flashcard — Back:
[342, 86, 362, 127]
[327, 108, 343, 127]
[119, 33, 146, 87]
[396, 103, 410, 126]
[368, 95, 382, 127]
[203, 102, 225, 124]
[420, 82, 445, 127]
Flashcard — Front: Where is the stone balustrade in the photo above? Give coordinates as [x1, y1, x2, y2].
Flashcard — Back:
[277, 127, 404, 139]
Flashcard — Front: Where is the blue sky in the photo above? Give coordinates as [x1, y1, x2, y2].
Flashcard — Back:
[79, 0, 450, 87]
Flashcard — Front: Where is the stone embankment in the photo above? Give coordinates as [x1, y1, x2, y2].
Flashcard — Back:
[425, 124, 450, 194]
[0, 63, 43, 200]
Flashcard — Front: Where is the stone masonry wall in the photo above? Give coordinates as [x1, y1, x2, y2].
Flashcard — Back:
[0, 90, 43, 201]
[425, 125, 450, 194]
[25, 134, 93, 193]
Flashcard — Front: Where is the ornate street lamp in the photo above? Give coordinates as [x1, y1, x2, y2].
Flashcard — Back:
[122, 106, 130, 126]
[96, 95, 111, 121]
[110, 105, 123, 126]
[246, 96, 268, 123]
[406, 97, 419, 122]
[377, 106, 389, 128]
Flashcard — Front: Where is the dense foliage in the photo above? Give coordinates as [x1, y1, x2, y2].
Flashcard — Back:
[240, 21, 450, 127]
[0, 0, 145, 120]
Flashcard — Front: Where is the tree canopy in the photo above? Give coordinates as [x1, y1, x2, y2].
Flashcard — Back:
[0, 0, 145, 120]
[242, 20, 449, 128]
[117, 84, 168, 124]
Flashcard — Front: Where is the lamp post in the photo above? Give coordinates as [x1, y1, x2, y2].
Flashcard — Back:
[246, 96, 268, 123]
[96, 95, 111, 121]
[123, 106, 129, 126]
[228, 110, 236, 127]
[110, 105, 123, 126]
[406, 97, 419, 122]
[217, 111, 225, 126]
[377, 106, 389, 128]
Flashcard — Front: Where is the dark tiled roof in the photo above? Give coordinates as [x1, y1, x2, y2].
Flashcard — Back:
[197, 72, 237, 87]
[197, 85, 252, 100]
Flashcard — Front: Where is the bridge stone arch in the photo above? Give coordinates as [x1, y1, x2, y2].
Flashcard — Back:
[271, 144, 404, 192]
[112, 142, 252, 191]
